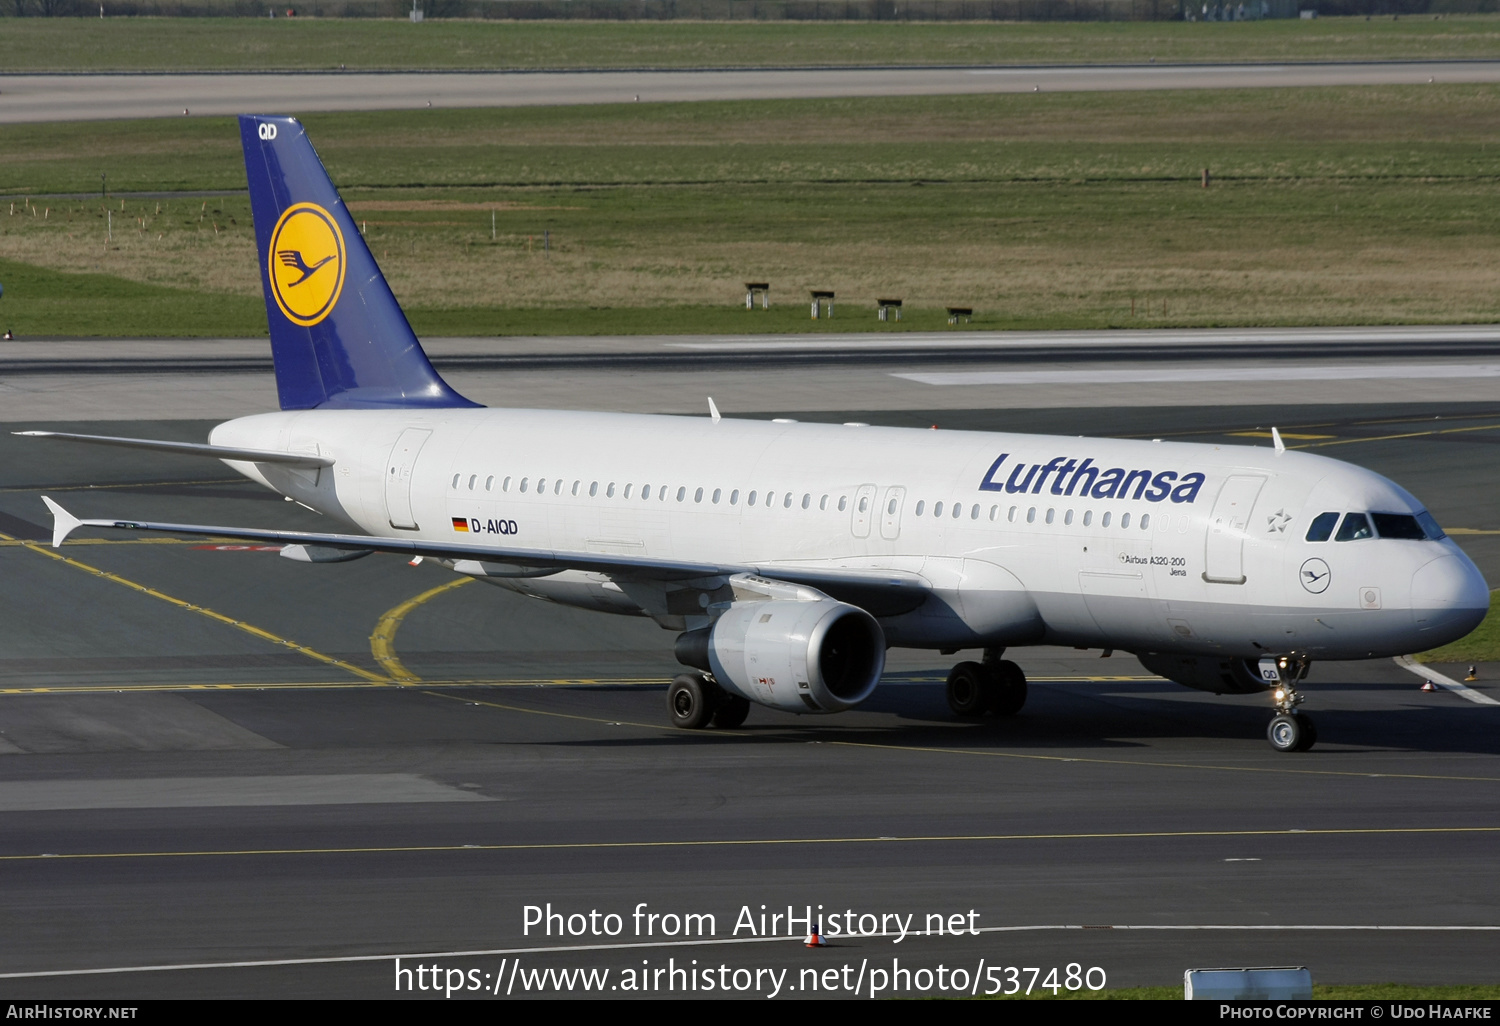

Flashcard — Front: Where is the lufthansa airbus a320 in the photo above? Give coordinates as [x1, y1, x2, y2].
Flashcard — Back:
[27, 116, 1489, 752]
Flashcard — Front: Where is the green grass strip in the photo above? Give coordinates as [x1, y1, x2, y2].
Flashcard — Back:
[5, 17, 1500, 72]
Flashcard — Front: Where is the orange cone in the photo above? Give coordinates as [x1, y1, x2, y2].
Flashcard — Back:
[805, 919, 826, 948]
[1421, 679, 1438, 692]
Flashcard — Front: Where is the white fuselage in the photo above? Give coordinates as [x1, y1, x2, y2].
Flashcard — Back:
[212, 408, 1489, 662]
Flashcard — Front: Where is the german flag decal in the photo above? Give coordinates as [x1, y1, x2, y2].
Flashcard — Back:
[451, 517, 469, 532]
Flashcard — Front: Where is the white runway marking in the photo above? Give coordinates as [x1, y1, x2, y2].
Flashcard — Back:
[1, 925, 1495, 979]
[1394, 656, 1500, 707]
[895, 364, 1500, 387]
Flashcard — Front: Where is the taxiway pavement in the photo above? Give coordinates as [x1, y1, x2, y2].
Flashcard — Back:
[0, 396, 1494, 998]
[5, 61, 1500, 123]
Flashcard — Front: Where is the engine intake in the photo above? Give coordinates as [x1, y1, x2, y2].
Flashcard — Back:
[676, 598, 885, 713]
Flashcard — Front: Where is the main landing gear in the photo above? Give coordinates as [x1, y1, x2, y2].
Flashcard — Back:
[1265, 655, 1316, 753]
[667, 672, 750, 730]
[946, 649, 1027, 719]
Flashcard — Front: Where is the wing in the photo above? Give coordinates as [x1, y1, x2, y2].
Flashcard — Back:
[39, 500, 928, 616]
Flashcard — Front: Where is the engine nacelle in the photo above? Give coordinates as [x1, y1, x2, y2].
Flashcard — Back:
[676, 599, 885, 714]
[1137, 653, 1268, 695]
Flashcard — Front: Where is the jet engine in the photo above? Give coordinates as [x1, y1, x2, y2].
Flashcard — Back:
[1137, 653, 1267, 695]
[675, 597, 885, 714]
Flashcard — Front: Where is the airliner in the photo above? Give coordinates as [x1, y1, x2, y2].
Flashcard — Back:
[29, 116, 1489, 753]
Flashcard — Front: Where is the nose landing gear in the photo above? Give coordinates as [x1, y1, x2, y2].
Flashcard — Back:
[946, 649, 1028, 718]
[1264, 655, 1316, 753]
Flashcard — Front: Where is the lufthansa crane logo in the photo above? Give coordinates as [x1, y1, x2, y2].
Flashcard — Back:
[267, 202, 346, 327]
[1299, 557, 1331, 594]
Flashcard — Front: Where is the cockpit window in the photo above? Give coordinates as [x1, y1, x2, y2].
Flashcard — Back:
[1370, 513, 1427, 540]
[1305, 512, 1339, 542]
[1415, 511, 1447, 540]
[1334, 512, 1374, 541]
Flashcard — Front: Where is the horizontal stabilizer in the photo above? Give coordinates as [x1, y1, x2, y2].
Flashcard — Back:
[40, 496, 83, 549]
[15, 431, 334, 468]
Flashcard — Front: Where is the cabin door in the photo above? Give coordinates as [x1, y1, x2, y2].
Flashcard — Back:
[384, 428, 432, 530]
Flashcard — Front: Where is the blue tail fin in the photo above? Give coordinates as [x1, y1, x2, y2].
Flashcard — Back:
[239, 115, 478, 411]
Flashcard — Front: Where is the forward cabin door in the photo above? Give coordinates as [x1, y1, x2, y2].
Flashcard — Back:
[1203, 475, 1266, 584]
[385, 428, 432, 530]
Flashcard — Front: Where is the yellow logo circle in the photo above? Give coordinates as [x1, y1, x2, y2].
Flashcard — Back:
[267, 203, 346, 327]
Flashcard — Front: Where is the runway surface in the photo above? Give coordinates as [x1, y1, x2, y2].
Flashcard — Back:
[0, 393, 1495, 998]
[6, 328, 1500, 420]
[5, 61, 1500, 123]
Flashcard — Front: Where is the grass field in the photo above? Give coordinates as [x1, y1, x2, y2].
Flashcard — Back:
[6, 87, 1500, 337]
[2, 16, 1499, 72]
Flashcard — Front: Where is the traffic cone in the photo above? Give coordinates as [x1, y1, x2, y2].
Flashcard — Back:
[1465, 666, 1479, 682]
[805, 919, 826, 948]
[1421, 680, 1438, 692]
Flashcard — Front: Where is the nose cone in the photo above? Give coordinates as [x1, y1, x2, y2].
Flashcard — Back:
[1411, 553, 1491, 647]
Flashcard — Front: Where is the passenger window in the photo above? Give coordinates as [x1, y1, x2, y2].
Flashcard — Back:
[989, 505, 998, 521]
[1064, 509, 1073, 526]
[642, 484, 651, 500]
[677, 487, 686, 502]
[748, 490, 758, 506]
[768, 492, 776, 507]
[503, 476, 512, 492]
[572, 480, 580, 496]
[485, 475, 494, 491]
[606, 483, 616, 498]
[1045, 508, 1055, 525]
[859, 496, 869, 513]
[784, 493, 793, 509]
[539, 478, 547, 494]
[1306, 512, 1339, 542]
[1102, 511, 1112, 527]
[589, 481, 598, 497]
[1371, 513, 1426, 540]
[1121, 512, 1131, 529]
[887, 497, 897, 515]
[622, 484, 632, 499]
[1007, 506, 1016, 523]
[819, 495, 828, 511]
[1140, 514, 1150, 530]
[713, 488, 722, 504]
[467, 475, 477, 491]
[451, 473, 460, 489]
[696, 488, 705, 503]
[915, 500, 925, 516]
[1026, 507, 1036, 524]
[934, 501, 943, 517]
[838, 496, 848, 512]
[952, 503, 962, 519]
[731, 490, 741, 505]
[1083, 510, 1092, 526]
[971, 505, 980, 520]
[520, 478, 529, 493]
[1335, 513, 1374, 541]
[803, 493, 812, 510]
